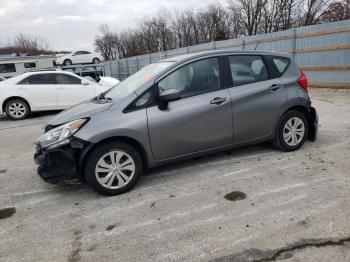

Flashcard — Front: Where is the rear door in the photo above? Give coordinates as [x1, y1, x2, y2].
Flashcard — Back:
[147, 56, 233, 160]
[16, 73, 57, 109]
[55, 73, 95, 108]
[227, 55, 287, 143]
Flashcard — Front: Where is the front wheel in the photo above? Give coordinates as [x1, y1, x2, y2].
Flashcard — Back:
[5, 99, 30, 120]
[85, 142, 143, 196]
[63, 59, 72, 66]
[274, 110, 308, 152]
[92, 58, 100, 64]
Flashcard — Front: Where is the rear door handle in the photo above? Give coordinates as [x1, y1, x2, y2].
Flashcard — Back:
[210, 97, 227, 105]
[268, 84, 283, 91]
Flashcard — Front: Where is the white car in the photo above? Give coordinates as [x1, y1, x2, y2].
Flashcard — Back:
[55, 51, 104, 66]
[0, 71, 110, 120]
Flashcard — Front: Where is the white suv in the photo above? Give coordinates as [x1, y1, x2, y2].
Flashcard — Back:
[0, 71, 109, 120]
[55, 51, 104, 66]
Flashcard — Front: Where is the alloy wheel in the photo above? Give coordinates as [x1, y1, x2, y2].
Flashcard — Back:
[95, 150, 135, 189]
[283, 117, 305, 146]
[8, 102, 26, 118]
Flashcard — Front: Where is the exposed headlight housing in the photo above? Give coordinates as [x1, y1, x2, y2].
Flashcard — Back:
[36, 119, 87, 149]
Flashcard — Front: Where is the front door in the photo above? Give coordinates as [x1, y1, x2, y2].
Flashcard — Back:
[147, 57, 233, 160]
[227, 55, 288, 143]
[54, 73, 95, 108]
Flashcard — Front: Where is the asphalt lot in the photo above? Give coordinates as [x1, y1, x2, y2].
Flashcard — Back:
[0, 88, 349, 262]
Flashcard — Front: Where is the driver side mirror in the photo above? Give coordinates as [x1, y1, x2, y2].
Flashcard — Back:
[158, 89, 181, 110]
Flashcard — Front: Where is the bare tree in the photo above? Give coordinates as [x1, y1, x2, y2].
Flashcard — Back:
[94, 0, 347, 60]
[320, 0, 350, 22]
[0, 33, 51, 55]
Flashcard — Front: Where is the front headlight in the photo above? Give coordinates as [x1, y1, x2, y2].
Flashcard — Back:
[36, 118, 87, 149]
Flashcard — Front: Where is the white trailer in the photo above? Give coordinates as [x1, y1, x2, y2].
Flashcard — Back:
[0, 56, 56, 78]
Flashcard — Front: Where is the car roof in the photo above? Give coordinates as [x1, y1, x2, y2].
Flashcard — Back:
[160, 50, 291, 63]
[20, 70, 79, 77]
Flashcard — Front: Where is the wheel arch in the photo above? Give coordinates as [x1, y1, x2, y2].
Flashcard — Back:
[63, 58, 72, 64]
[2, 96, 31, 113]
[78, 136, 149, 182]
[274, 104, 313, 140]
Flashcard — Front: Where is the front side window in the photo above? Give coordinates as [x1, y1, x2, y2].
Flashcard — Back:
[228, 56, 268, 87]
[54, 74, 81, 85]
[0, 63, 16, 73]
[158, 57, 220, 98]
[18, 74, 55, 85]
[105, 62, 174, 100]
[24, 62, 36, 69]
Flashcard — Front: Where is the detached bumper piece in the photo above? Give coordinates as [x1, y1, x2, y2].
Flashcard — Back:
[34, 138, 90, 184]
[307, 106, 318, 142]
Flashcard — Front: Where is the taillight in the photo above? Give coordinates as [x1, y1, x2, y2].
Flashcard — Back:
[298, 69, 308, 91]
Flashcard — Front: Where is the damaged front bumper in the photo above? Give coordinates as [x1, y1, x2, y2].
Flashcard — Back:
[34, 138, 91, 183]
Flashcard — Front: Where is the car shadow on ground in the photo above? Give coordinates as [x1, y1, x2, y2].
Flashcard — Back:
[51, 142, 279, 197]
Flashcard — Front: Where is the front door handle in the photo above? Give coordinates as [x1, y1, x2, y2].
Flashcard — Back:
[210, 97, 227, 105]
[268, 84, 283, 91]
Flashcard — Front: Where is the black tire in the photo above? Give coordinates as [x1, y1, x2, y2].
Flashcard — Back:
[85, 142, 143, 196]
[274, 110, 308, 152]
[92, 58, 100, 64]
[5, 99, 30, 120]
[63, 59, 72, 66]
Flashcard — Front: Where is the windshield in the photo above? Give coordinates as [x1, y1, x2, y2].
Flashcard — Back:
[105, 62, 174, 99]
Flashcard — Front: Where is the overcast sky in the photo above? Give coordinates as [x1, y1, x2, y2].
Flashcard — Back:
[0, 0, 227, 52]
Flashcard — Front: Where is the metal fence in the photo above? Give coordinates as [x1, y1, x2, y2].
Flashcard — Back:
[103, 19, 350, 88]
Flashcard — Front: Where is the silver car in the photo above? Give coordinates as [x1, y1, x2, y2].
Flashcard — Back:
[34, 51, 318, 195]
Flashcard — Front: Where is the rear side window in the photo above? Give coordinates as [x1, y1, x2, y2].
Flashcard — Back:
[18, 74, 55, 85]
[158, 57, 220, 99]
[54, 74, 81, 85]
[228, 56, 268, 87]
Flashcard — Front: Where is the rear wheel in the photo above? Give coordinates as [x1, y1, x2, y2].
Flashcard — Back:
[92, 58, 100, 64]
[5, 99, 30, 120]
[85, 142, 143, 196]
[274, 110, 308, 151]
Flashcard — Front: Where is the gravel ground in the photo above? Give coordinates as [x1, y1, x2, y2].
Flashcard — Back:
[0, 88, 349, 262]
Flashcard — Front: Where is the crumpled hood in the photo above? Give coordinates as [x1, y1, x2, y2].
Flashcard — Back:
[47, 100, 113, 126]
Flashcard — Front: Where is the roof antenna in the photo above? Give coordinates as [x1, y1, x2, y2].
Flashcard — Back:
[254, 41, 260, 50]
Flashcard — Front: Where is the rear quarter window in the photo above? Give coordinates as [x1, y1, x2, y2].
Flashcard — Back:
[265, 56, 291, 77]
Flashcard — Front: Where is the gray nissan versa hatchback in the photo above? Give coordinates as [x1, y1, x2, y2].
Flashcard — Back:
[34, 51, 318, 195]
